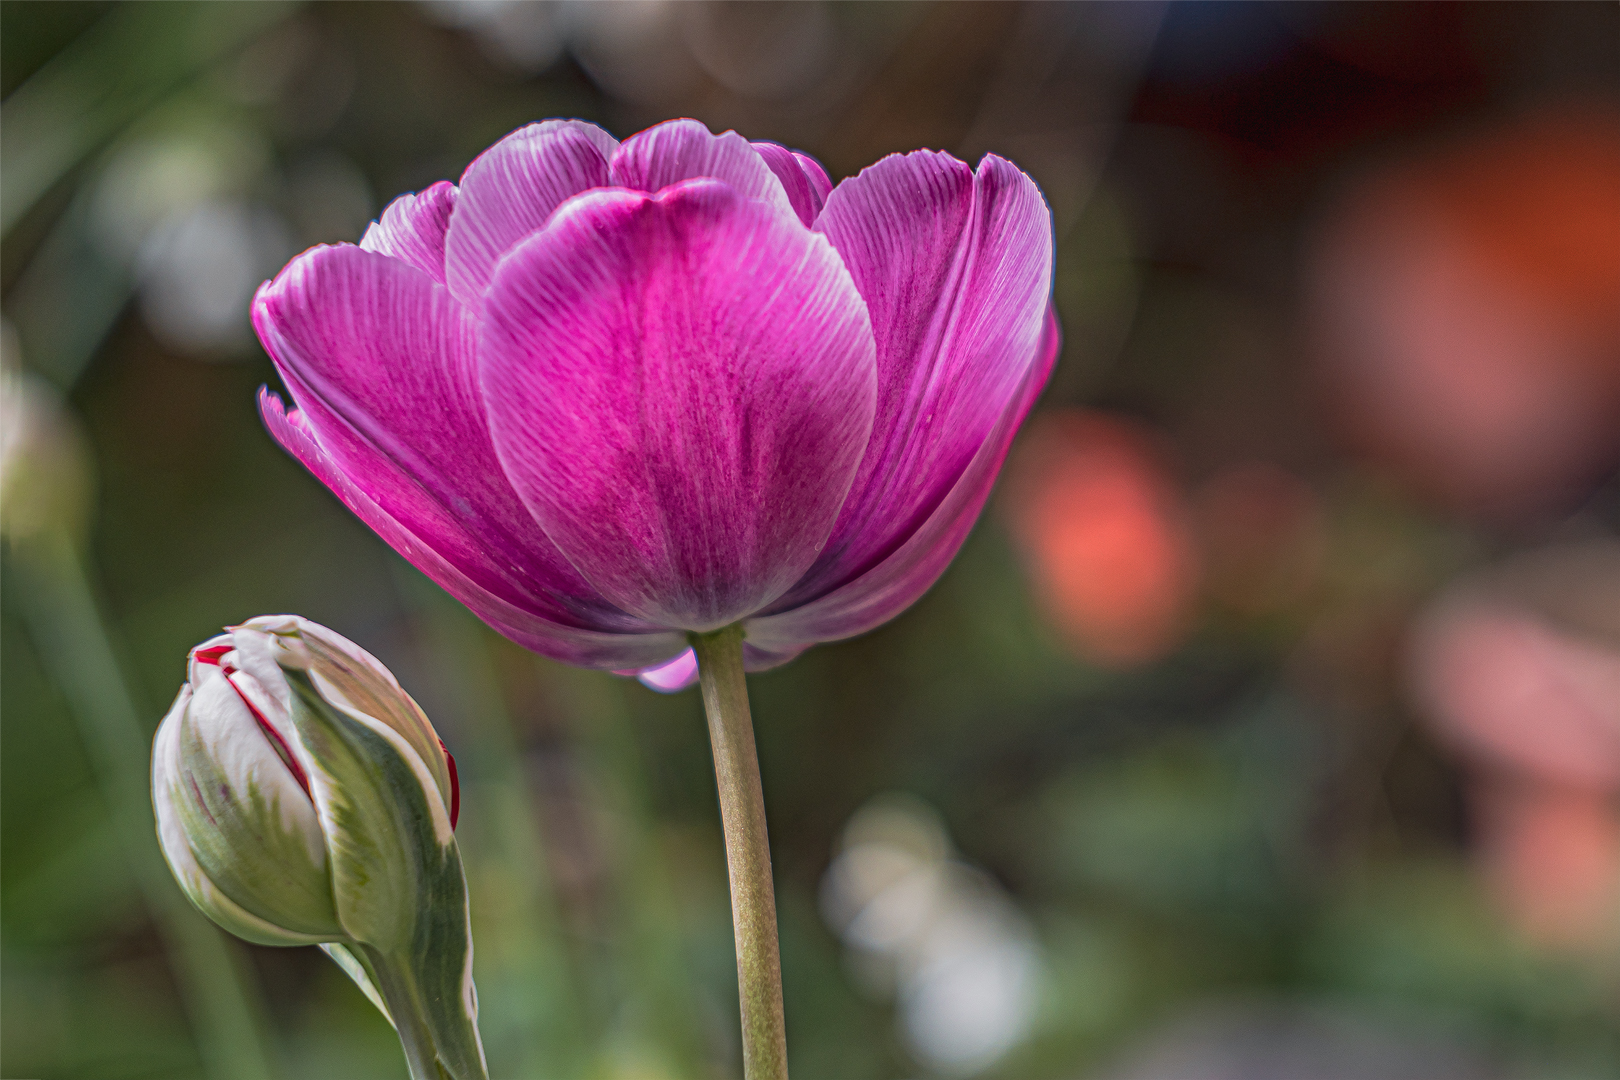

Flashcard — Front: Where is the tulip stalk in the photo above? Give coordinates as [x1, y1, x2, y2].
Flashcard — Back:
[692, 626, 788, 1080]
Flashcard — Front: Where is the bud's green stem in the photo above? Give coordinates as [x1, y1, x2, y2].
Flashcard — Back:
[692, 626, 789, 1080]
[359, 946, 456, 1080]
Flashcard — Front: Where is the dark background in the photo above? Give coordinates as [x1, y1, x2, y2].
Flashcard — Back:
[4, 3, 1618, 1078]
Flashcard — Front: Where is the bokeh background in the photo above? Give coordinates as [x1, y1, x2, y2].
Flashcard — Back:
[4, 2, 1619, 1078]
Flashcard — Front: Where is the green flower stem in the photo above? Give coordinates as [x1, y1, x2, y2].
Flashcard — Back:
[691, 626, 788, 1080]
[361, 946, 464, 1080]
[7, 534, 277, 1080]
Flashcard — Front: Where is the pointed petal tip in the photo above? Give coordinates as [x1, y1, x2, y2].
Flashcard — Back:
[752, 140, 834, 226]
[360, 180, 460, 284]
[252, 243, 371, 339]
[611, 120, 798, 220]
[256, 385, 296, 445]
[455, 119, 620, 191]
[446, 120, 619, 307]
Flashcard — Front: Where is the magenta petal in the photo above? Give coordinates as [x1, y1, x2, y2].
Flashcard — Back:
[480, 179, 878, 630]
[359, 181, 458, 284]
[751, 141, 832, 227]
[794, 152, 833, 203]
[628, 638, 806, 693]
[750, 308, 1059, 649]
[252, 244, 642, 636]
[773, 151, 1054, 609]
[260, 392, 684, 669]
[740, 639, 811, 674]
[633, 650, 698, 692]
[610, 119, 797, 219]
[444, 119, 618, 309]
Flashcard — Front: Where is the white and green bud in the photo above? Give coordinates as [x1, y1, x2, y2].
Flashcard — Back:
[152, 614, 485, 1080]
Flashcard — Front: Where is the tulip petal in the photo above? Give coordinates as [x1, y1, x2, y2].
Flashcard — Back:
[261, 392, 686, 671]
[154, 708, 332, 948]
[611, 119, 797, 220]
[481, 179, 878, 630]
[633, 649, 698, 692]
[168, 675, 344, 938]
[629, 638, 808, 693]
[444, 119, 618, 308]
[154, 705, 315, 947]
[255, 246, 592, 613]
[750, 308, 1058, 649]
[751, 141, 833, 226]
[777, 151, 1054, 610]
[251, 616, 458, 821]
[359, 181, 458, 285]
[254, 245, 685, 668]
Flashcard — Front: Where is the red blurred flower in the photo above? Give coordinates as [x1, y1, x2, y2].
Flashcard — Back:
[1312, 108, 1620, 520]
[1003, 410, 1197, 667]
[1474, 780, 1620, 951]
[1409, 543, 1620, 948]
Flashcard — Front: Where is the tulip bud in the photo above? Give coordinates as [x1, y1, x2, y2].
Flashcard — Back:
[153, 615, 485, 1080]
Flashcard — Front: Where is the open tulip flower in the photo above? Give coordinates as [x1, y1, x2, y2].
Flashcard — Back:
[252, 117, 1056, 1080]
[255, 118, 1057, 687]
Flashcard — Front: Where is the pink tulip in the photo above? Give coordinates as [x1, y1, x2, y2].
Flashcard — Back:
[254, 119, 1057, 688]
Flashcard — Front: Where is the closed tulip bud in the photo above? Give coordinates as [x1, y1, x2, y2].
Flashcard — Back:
[152, 615, 485, 1080]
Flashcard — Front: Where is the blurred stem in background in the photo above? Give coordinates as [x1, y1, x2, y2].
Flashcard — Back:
[6, 531, 278, 1080]
[566, 666, 710, 1076]
[693, 626, 788, 1080]
[1, 0, 294, 234]
[396, 570, 586, 1079]
[3, 3, 299, 394]
[400, 565, 711, 1077]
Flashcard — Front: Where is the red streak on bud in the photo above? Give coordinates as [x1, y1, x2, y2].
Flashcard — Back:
[231, 677, 313, 799]
[189, 641, 450, 824]
[187, 773, 219, 825]
[204, 659, 313, 800]
[439, 738, 460, 830]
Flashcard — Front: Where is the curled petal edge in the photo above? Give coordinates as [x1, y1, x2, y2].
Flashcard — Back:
[623, 640, 811, 694]
[745, 306, 1060, 653]
[751, 140, 833, 227]
[359, 181, 459, 285]
[259, 390, 687, 672]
